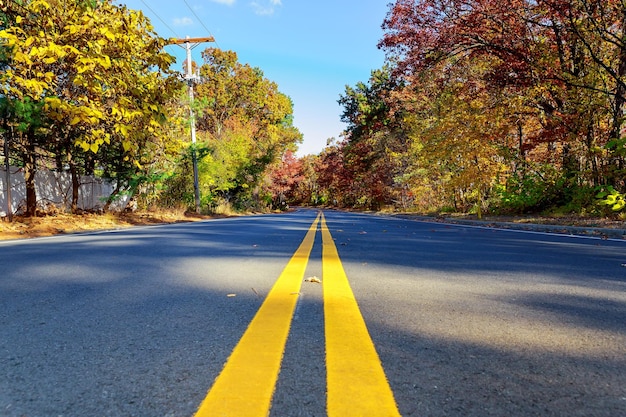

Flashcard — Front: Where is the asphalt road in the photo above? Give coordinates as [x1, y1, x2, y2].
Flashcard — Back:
[1, 209, 625, 416]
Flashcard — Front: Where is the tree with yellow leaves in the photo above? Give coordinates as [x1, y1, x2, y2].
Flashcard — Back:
[391, 55, 512, 217]
[0, 0, 179, 214]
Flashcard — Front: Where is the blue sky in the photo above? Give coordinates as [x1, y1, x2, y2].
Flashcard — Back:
[118, 0, 390, 156]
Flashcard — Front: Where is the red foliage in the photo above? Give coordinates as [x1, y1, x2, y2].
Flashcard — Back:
[381, 0, 544, 84]
[265, 150, 304, 207]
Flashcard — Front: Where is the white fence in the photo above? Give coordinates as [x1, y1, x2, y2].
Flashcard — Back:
[1, 166, 123, 215]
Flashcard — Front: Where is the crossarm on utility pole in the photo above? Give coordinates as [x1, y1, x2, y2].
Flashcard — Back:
[169, 36, 215, 45]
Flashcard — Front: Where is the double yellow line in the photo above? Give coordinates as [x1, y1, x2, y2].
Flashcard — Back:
[193, 212, 401, 417]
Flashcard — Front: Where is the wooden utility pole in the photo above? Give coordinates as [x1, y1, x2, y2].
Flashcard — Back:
[169, 36, 215, 213]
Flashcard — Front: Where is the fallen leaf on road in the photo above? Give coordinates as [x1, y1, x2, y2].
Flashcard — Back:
[305, 276, 322, 283]
[227, 294, 237, 297]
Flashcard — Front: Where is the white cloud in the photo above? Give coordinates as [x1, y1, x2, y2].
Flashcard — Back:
[251, 0, 282, 16]
[173, 17, 194, 26]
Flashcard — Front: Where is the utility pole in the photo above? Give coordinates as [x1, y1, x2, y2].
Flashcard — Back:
[170, 36, 215, 213]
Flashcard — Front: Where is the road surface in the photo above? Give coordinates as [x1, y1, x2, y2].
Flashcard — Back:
[1, 209, 625, 416]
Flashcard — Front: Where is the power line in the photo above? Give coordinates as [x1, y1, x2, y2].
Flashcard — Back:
[182, 0, 221, 49]
[139, 0, 181, 39]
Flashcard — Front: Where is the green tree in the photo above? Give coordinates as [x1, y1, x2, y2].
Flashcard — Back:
[190, 48, 302, 210]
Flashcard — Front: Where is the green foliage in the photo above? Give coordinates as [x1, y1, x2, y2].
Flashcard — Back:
[495, 170, 557, 214]
[179, 48, 302, 211]
[596, 186, 626, 212]
[199, 128, 251, 196]
[0, 97, 46, 134]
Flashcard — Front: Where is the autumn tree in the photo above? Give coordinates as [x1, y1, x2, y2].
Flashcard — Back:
[293, 153, 321, 205]
[262, 150, 304, 209]
[556, 0, 626, 187]
[337, 66, 412, 209]
[406, 57, 514, 215]
[0, 0, 179, 214]
[378, 0, 626, 213]
[188, 48, 302, 210]
[313, 140, 353, 207]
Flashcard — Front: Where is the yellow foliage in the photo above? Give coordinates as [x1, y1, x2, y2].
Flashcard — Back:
[30, 0, 51, 13]
[100, 56, 111, 69]
[78, 141, 91, 152]
[1, 0, 181, 191]
[116, 124, 129, 137]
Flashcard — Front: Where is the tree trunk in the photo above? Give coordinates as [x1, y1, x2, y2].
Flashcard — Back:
[518, 121, 525, 161]
[103, 183, 121, 212]
[611, 8, 626, 143]
[23, 141, 37, 217]
[67, 150, 80, 213]
[609, 5, 626, 186]
[69, 161, 80, 213]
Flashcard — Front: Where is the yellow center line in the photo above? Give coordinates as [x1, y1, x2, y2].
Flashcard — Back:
[321, 213, 401, 417]
[193, 212, 321, 417]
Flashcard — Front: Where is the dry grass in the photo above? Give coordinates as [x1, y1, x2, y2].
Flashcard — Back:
[0, 209, 212, 241]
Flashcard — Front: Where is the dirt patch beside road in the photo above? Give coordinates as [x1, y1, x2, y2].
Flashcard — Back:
[0, 210, 211, 241]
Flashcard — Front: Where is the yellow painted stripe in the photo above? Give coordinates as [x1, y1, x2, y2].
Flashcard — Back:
[321, 213, 401, 417]
[194, 213, 321, 417]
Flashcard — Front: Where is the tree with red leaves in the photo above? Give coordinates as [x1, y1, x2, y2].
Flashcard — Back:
[263, 150, 304, 209]
[380, 0, 625, 210]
